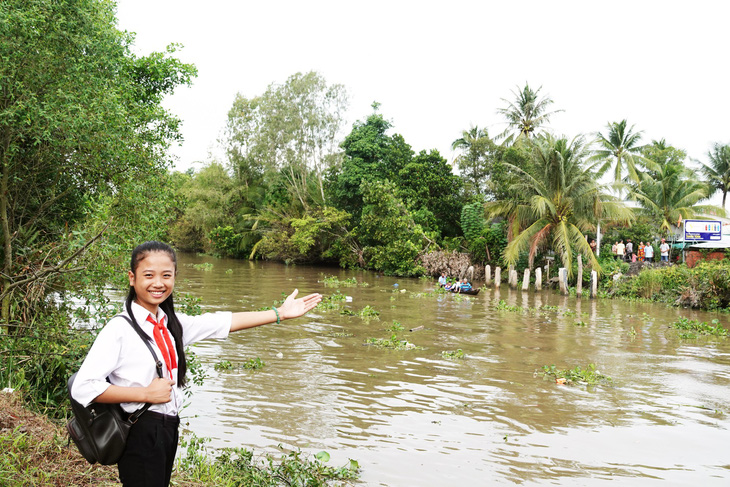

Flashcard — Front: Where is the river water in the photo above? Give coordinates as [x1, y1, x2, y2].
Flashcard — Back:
[175, 253, 730, 486]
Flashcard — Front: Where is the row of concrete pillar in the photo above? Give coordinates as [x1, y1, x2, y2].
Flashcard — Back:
[484, 257, 598, 298]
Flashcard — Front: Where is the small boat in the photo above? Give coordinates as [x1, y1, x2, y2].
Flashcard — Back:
[454, 288, 480, 296]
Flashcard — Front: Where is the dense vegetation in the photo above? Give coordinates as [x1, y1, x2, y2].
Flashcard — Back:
[1, 2, 730, 483]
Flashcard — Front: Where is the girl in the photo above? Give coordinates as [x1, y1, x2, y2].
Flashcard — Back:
[71, 241, 321, 486]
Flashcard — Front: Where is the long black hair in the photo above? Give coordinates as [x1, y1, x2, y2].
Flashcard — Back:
[125, 241, 187, 388]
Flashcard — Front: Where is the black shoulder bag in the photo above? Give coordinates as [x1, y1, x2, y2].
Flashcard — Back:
[67, 314, 164, 465]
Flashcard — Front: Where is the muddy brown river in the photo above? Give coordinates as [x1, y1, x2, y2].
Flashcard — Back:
[175, 253, 730, 486]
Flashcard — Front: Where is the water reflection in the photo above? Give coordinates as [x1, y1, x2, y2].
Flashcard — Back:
[178, 254, 730, 486]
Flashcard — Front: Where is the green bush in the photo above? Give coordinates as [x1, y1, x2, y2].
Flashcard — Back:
[209, 226, 243, 258]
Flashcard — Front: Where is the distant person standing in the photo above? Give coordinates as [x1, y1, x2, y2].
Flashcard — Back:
[611, 242, 618, 260]
[644, 242, 654, 262]
[625, 240, 633, 262]
[616, 240, 625, 261]
[589, 239, 597, 253]
[637, 242, 645, 262]
[660, 238, 670, 262]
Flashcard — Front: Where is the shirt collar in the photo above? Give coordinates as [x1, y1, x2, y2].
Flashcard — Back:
[129, 300, 168, 327]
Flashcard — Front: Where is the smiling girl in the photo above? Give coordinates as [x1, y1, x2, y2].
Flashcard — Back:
[71, 241, 321, 486]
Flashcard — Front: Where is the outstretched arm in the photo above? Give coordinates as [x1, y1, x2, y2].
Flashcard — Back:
[230, 289, 322, 332]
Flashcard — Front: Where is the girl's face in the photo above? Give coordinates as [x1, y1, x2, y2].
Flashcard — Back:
[128, 251, 176, 314]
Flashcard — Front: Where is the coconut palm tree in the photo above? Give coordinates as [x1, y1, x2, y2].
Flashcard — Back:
[593, 119, 648, 183]
[496, 83, 562, 145]
[699, 143, 730, 209]
[485, 135, 632, 276]
[628, 153, 724, 233]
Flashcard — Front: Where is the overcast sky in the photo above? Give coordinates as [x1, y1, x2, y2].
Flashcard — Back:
[115, 0, 730, 178]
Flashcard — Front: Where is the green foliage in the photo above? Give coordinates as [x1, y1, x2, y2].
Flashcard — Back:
[178, 434, 360, 486]
[629, 139, 722, 233]
[541, 364, 612, 386]
[365, 333, 421, 350]
[358, 180, 428, 276]
[242, 357, 266, 370]
[256, 206, 353, 264]
[223, 71, 348, 209]
[485, 134, 632, 278]
[609, 260, 730, 310]
[461, 203, 484, 242]
[386, 321, 404, 331]
[358, 305, 380, 319]
[670, 317, 728, 339]
[214, 360, 233, 371]
[441, 349, 465, 360]
[209, 226, 244, 258]
[168, 163, 243, 252]
[0, 308, 92, 417]
[321, 276, 359, 287]
[469, 221, 508, 266]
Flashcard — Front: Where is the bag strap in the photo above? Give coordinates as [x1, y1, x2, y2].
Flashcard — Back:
[114, 314, 165, 422]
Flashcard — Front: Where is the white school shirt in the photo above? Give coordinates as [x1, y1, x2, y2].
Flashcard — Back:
[71, 301, 231, 415]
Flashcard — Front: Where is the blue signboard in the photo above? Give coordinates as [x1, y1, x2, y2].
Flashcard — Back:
[684, 220, 722, 241]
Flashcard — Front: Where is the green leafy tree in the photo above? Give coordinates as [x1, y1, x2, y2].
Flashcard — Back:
[0, 0, 196, 323]
[326, 107, 413, 223]
[396, 149, 463, 238]
[357, 180, 428, 276]
[223, 71, 348, 209]
[497, 84, 562, 144]
[486, 135, 632, 276]
[168, 163, 244, 252]
[451, 126, 500, 195]
[699, 143, 730, 209]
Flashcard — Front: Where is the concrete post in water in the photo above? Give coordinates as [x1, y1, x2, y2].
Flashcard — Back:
[535, 267, 542, 290]
[558, 267, 568, 295]
[522, 268, 530, 291]
[467, 265, 474, 282]
[590, 270, 598, 298]
[510, 269, 518, 289]
[576, 255, 583, 297]
[485, 265, 492, 285]
[494, 267, 501, 288]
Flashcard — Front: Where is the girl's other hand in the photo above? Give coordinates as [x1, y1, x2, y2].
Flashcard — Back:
[278, 289, 322, 320]
[145, 377, 175, 403]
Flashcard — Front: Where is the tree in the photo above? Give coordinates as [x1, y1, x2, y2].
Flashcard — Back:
[485, 135, 632, 276]
[357, 180, 428, 276]
[0, 0, 196, 323]
[396, 150, 463, 238]
[326, 107, 413, 223]
[629, 141, 723, 233]
[451, 126, 499, 195]
[593, 119, 648, 183]
[700, 143, 730, 209]
[497, 84, 562, 144]
[223, 72, 348, 209]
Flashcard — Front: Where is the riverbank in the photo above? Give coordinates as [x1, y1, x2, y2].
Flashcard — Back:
[0, 390, 359, 486]
[0, 390, 119, 486]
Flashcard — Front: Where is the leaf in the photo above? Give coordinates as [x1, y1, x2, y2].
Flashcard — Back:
[315, 451, 330, 462]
